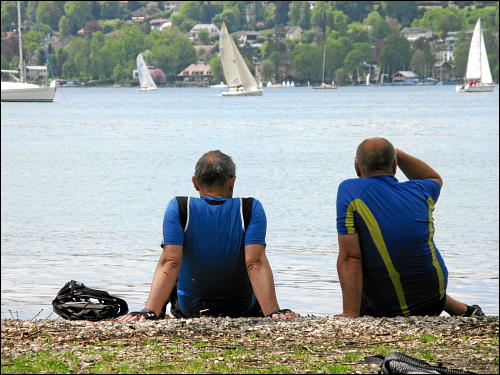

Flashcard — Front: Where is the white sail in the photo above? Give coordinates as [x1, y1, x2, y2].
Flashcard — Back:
[479, 24, 493, 84]
[136, 53, 157, 90]
[219, 22, 259, 92]
[465, 19, 492, 83]
[366, 72, 370, 86]
[457, 18, 495, 92]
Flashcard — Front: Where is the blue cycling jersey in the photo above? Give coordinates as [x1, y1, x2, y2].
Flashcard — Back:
[336, 175, 448, 317]
[162, 196, 266, 317]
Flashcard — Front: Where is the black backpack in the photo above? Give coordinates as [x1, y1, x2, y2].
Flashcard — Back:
[175, 196, 254, 231]
[365, 352, 476, 374]
[52, 280, 128, 321]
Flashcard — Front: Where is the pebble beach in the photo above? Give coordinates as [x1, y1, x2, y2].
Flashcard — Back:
[1, 315, 498, 374]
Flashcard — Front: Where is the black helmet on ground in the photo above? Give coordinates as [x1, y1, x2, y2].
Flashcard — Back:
[52, 280, 128, 321]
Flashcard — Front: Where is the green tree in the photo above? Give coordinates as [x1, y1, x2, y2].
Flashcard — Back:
[209, 55, 223, 83]
[371, 17, 391, 41]
[58, 15, 72, 37]
[197, 29, 210, 45]
[343, 49, 366, 75]
[63, 1, 93, 34]
[411, 49, 427, 77]
[147, 28, 196, 76]
[333, 1, 373, 23]
[311, 1, 334, 34]
[36, 2, 63, 31]
[347, 22, 369, 43]
[299, 1, 311, 30]
[380, 1, 420, 26]
[288, 1, 302, 25]
[275, 1, 290, 25]
[334, 67, 349, 85]
[1, 1, 17, 32]
[417, 7, 465, 38]
[379, 33, 411, 75]
[333, 10, 349, 34]
[98, 1, 120, 20]
[261, 59, 276, 82]
[291, 44, 322, 82]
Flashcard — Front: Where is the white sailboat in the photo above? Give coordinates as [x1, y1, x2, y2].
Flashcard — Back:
[366, 72, 371, 86]
[312, 44, 336, 89]
[456, 18, 495, 93]
[1, 1, 57, 102]
[136, 53, 157, 91]
[219, 22, 262, 96]
[209, 81, 227, 88]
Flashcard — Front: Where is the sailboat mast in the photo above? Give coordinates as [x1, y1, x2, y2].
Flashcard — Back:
[17, 1, 25, 82]
[322, 45, 326, 83]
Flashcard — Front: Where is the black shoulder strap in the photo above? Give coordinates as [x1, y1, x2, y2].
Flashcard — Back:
[242, 197, 254, 231]
[176, 196, 188, 230]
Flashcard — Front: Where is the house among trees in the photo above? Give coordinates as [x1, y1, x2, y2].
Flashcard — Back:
[189, 24, 220, 41]
[392, 71, 419, 83]
[176, 63, 212, 87]
[400, 27, 434, 42]
[283, 26, 303, 40]
[234, 31, 264, 47]
[150, 19, 171, 31]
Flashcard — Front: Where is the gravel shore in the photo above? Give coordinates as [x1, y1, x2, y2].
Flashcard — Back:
[1, 315, 498, 374]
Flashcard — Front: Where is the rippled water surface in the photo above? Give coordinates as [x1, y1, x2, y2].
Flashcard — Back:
[1, 86, 499, 318]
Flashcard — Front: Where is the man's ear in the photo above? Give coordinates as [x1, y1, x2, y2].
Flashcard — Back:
[354, 161, 361, 177]
[228, 176, 236, 191]
[192, 176, 200, 191]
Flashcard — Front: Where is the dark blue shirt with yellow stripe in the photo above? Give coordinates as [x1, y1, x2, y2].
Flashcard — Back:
[336, 175, 448, 317]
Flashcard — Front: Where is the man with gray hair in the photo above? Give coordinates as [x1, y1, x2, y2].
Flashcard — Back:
[120, 150, 298, 320]
[335, 137, 484, 318]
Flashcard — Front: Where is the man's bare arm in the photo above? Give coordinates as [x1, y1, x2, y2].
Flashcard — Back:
[396, 149, 443, 187]
[245, 244, 299, 318]
[336, 234, 363, 317]
[118, 245, 182, 321]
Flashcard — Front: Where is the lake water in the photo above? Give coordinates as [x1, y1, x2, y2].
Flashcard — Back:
[1, 85, 499, 319]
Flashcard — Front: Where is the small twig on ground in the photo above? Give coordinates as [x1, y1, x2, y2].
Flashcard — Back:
[8, 310, 15, 319]
[31, 309, 44, 321]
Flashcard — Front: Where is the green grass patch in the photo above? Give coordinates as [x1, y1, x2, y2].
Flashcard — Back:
[194, 341, 209, 347]
[1, 350, 73, 374]
[419, 351, 437, 361]
[199, 351, 219, 359]
[419, 334, 440, 343]
[325, 364, 354, 374]
[342, 353, 364, 362]
[140, 338, 159, 346]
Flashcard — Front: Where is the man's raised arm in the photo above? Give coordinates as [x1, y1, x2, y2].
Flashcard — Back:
[396, 149, 443, 187]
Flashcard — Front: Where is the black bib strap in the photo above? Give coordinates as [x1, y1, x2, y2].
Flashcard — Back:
[242, 197, 254, 231]
[176, 196, 188, 230]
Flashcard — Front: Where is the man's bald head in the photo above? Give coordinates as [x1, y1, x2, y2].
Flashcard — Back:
[355, 138, 396, 176]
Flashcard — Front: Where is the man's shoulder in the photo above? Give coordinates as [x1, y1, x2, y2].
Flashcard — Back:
[338, 178, 372, 191]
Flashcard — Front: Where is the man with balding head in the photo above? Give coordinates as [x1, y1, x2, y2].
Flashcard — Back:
[335, 138, 484, 318]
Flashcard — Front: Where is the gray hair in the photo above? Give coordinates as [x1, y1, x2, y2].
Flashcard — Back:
[194, 150, 236, 187]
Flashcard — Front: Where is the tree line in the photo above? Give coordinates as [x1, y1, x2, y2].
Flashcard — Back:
[1, 1, 499, 85]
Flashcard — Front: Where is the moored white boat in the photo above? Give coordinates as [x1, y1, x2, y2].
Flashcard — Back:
[1, 78, 57, 102]
[1, 2, 57, 102]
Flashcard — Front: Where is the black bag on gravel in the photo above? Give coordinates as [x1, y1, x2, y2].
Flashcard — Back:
[365, 352, 476, 374]
[52, 280, 128, 321]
